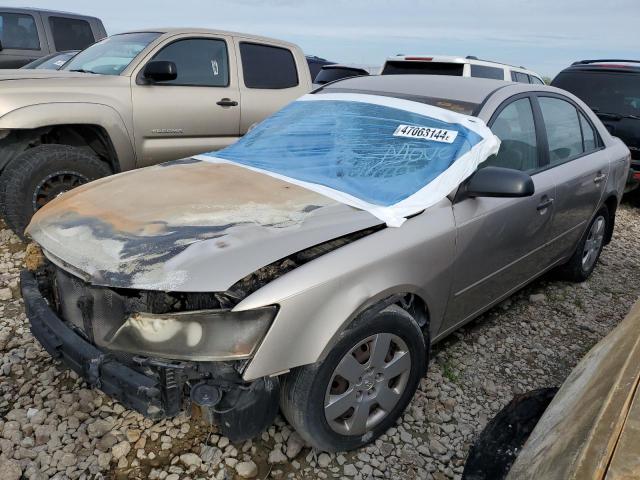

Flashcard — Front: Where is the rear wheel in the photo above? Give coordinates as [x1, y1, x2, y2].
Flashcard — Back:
[280, 305, 427, 452]
[556, 205, 609, 282]
[2, 144, 111, 236]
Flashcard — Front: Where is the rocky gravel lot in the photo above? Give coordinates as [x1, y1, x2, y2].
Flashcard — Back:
[0, 201, 639, 480]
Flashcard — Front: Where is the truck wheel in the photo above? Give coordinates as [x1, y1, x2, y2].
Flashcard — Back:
[280, 305, 427, 452]
[2, 144, 111, 236]
[556, 205, 609, 282]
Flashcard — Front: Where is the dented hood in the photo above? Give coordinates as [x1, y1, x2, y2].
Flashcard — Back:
[26, 159, 382, 292]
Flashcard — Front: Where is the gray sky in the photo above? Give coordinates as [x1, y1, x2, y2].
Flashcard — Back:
[6, 0, 639, 77]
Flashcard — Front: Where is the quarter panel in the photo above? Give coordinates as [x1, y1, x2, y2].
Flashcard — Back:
[240, 199, 456, 380]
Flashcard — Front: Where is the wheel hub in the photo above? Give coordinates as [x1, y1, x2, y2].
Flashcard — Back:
[32, 170, 89, 211]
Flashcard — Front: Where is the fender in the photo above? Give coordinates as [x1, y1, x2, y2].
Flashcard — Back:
[0, 102, 137, 171]
[236, 198, 456, 381]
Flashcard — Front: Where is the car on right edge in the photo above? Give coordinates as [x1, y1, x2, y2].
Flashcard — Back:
[552, 59, 640, 191]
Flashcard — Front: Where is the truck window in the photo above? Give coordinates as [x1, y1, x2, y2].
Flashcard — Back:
[152, 38, 229, 87]
[0, 12, 39, 50]
[470, 64, 504, 80]
[239, 42, 299, 89]
[381, 61, 464, 76]
[49, 17, 94, 51]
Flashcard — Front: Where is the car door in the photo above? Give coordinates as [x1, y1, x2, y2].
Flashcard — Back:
[535, 94, 609, 262]
[235, 40, 310, 133]
[0, 10, 48, 67]
[131, 34, 241, 167]
[443, 95, 557, 329]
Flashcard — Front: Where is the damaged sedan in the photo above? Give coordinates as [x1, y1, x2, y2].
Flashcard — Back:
[21, 75, 629, 451]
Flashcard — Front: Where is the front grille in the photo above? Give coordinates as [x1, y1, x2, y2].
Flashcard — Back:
[54, 267, 128, 344]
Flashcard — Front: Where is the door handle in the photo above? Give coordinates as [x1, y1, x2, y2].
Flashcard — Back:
[536, 197, 554, 211]
[593, 173, 607, 184]
[216, 98, 238, 107]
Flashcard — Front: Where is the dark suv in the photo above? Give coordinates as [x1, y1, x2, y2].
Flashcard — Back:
[552, 59, 640, 191]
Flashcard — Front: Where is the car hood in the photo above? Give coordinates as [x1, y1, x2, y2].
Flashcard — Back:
[0, 69, 92, 80]
[26, 158, 382, 292]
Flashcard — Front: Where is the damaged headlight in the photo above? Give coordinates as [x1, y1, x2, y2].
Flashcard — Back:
[101, 306, 277, 361]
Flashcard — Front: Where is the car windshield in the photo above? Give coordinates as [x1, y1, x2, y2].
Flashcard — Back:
[23, 51, 78, 70]
[63, 32, 161, 75]
[553, 70, 640, 117]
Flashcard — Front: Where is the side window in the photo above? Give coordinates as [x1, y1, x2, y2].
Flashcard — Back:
[0, 12, 39, 50]
[511, 72, 530, 83]
[240, 42, 298, 89]
[539, 97, 583, 164]
[485, 97, 539, 171]
[579, 112, 597, 152]
[530, 76, 545, 85]
[152, 38, 229, 87]
[49, 17, 94, 51]
[470, 64, 504, 80]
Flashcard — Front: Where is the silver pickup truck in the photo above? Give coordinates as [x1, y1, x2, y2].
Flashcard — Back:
[0, 28, 312, 234]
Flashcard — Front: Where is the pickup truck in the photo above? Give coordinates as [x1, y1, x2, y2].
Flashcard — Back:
[0, 28, 312, 235]
[0, 7, 106, 68]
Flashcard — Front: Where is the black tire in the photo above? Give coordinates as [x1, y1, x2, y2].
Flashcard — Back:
[2, 145, 111, 236]
[280, 304, 428, 452]
[556, 205, 609, 282]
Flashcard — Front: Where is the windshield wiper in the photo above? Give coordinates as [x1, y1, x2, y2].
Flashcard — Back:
[593, 109, 640, 121]
[69, 69, 98, 74]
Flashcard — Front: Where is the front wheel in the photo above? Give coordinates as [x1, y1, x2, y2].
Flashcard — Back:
[1, 144, 111, 236]
[556, 205, 609, 282]
[280, 305, 427, 452]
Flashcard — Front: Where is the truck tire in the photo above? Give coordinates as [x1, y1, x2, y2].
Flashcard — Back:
[280, 305, 427, 452]
[2, 144, 111, 237]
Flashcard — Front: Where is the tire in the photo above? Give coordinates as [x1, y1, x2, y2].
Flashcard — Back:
[280, 304, 427, 452]
[556, 205, 609, 282]
[2, 145, 111, 237]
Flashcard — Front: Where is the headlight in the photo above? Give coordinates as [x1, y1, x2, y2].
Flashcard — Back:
[100, 306, 277, 361]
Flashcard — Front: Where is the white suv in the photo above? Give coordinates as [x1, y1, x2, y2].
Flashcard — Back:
[381, 55, 545, 84]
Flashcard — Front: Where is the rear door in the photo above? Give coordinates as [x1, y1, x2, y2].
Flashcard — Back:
[131, 34, 241, 166]
[535, 94, 609, 262]
[444, 94, 557, 328]
[0, 10, 47, 67]
[235, 40, 310, 133]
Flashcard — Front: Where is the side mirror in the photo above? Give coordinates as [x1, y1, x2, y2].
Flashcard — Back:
[466, 166, 535, 198]
[143, 60, 177, 82]
[0, 40, 4, 52]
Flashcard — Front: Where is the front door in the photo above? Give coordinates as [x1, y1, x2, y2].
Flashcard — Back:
[444, 96, 556, 329]
[131, 35, 241, 167]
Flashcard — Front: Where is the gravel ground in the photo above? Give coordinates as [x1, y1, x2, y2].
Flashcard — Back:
[0, 201, 639, 480]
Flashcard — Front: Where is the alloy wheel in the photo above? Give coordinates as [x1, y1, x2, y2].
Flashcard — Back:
[582, 215, 605, 271]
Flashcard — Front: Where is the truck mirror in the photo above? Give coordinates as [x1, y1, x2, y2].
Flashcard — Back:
[143, 60, 177, 82]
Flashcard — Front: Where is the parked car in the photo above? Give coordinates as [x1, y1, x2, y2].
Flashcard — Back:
[552, 59, 640, 191]
[306, 54, 335, 80]
[0, 7, 105, 68]
[381, 55, 545, 84]
[0, 28, 312, 235]
[464, 299, 640, 480]
[313, 64, 369, 86]
[21, 75, 629, 450]
[20, 49, 79, 69]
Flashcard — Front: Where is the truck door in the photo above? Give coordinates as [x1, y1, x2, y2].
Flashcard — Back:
[131, 34, 241, 166]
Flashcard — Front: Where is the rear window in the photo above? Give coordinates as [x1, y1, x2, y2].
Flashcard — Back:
[315, 67, 368, 85]
[470, 64, 504, 80]
[49, 17, 94, 51]
[0, 12, 39, 50]
[381, 61, 464, 76]
[240, 42, 299, 89]
[552, 70, 640, 117]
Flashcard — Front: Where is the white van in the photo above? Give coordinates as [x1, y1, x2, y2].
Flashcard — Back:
[381, 55, 545, 84]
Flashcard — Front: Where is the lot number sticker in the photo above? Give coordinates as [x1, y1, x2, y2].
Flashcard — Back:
[393, 124, 458, 143]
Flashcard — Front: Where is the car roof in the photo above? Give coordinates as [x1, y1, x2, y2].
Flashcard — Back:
[119, 28, 300, 49]
[386, 54, 536, 73]
[560, 59, 640, 74]
[0, 6, 100, 19]
[319, 74, 512, 106]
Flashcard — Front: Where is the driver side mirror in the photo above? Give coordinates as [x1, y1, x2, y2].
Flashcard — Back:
[466, 166, 535, 198]
[143, 60, 177, 82]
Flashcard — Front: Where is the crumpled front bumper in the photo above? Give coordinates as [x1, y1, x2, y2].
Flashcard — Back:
[21, 270, 165, 417]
